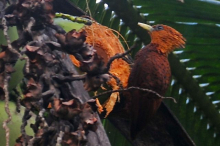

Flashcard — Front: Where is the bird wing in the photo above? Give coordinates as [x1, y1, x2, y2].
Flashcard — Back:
[129, 49, 169, 139]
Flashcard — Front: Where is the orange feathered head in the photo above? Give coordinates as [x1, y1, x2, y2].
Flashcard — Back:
[138, 22, 186, 54]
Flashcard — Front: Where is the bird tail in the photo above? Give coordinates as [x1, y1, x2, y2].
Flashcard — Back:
[130, 90, 145, 139]
[130, 92, 162, 139]
[130, 100, 150, 140]
[130, 117, 142, 140]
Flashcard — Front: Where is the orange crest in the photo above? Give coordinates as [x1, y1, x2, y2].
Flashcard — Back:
[150, 24, 186, 54]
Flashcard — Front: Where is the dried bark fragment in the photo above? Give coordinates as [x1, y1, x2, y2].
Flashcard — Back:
[1, 0, 110, 145]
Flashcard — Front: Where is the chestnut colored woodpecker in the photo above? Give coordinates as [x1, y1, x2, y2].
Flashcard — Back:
[128, 23, 186, 139]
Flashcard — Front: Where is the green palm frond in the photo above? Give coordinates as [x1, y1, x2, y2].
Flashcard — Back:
[67, 0, 220, 145]
[1, 0, 220, 145]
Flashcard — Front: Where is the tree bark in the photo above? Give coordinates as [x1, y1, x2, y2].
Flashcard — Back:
[54, 50, 111, 146]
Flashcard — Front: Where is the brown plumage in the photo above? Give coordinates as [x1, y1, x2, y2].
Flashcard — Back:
[129, 23, 186, 139]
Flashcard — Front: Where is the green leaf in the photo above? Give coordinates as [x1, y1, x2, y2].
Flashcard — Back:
[68, 0, 220, 145]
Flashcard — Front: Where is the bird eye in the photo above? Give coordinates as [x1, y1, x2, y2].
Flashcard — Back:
[156, 25, 164, 30]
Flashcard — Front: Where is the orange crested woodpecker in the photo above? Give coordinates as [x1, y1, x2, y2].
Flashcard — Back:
[128, 23, 186, 139]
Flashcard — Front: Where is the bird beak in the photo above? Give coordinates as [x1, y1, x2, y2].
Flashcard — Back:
[138, 22, 153, 32]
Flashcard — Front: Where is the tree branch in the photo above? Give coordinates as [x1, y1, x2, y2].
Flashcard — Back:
[92, 86, 176, 103]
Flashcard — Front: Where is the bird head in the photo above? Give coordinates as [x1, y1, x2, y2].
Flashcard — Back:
[138, 22, 186, 54]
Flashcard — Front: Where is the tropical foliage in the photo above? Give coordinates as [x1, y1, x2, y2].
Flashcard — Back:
[1, 0, 220, 145]
[67, 0, 220, 145]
